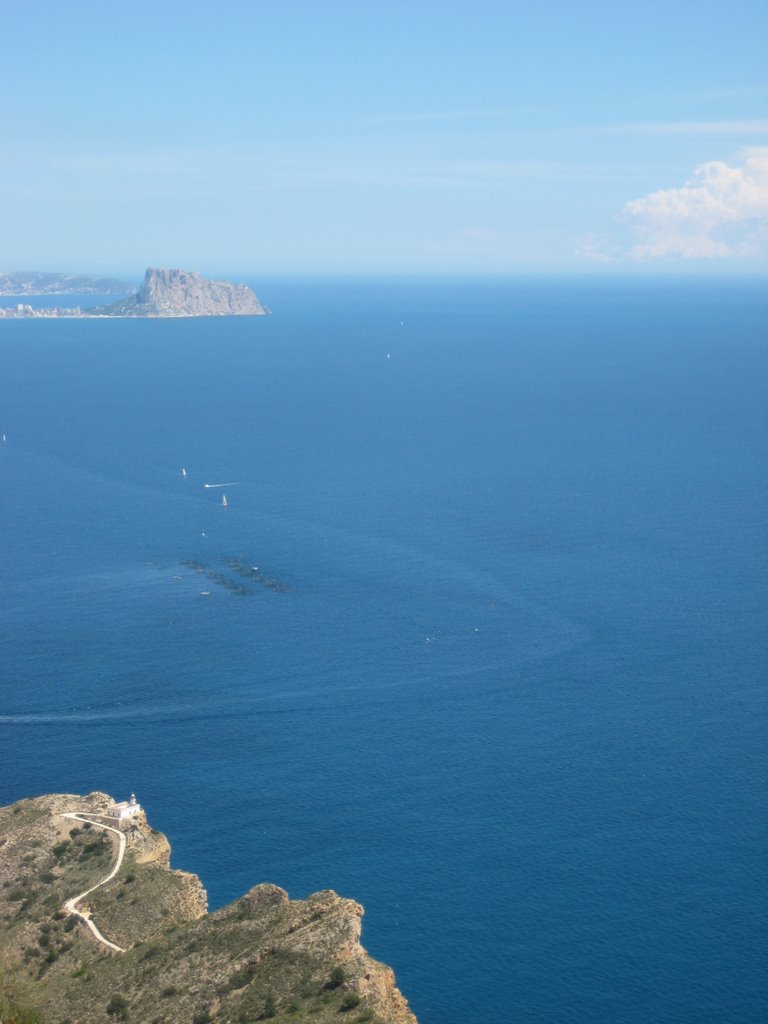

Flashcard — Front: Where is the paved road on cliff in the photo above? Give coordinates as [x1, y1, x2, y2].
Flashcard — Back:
[60, 812, 126, 954]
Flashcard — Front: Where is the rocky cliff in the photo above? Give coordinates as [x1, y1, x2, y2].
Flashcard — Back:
[97, 268, 267, 317]
[0, 793, 416, 1024]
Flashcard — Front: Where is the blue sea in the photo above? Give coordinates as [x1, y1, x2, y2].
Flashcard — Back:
[1, 278, 766, 1023]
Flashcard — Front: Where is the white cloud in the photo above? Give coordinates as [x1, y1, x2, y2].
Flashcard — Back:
[622, 148, 768, 259]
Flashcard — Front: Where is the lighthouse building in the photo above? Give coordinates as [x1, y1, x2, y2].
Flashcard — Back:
[105, 793, 142, 823]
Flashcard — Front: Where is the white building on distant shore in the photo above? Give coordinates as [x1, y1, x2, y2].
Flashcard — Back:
[105, 793, 142, 823]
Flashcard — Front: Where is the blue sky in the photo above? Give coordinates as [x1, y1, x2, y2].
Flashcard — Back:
[2, 1, 767, 275]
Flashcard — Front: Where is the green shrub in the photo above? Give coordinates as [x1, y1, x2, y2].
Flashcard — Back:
[326, 966, 346, 990]
[340, 993, 361, 1012]
[222, 965, 255, 992]
[106, 994, 129, 1018]
[79, 839, 104, 859]
[161, 986, 178, 998]
[259, 994, 277, 1019]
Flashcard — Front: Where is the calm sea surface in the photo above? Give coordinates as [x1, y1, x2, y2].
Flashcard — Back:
[1, 278, 766, 1022]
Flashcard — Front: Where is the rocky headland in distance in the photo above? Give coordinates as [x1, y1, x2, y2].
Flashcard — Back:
[95, 268, 267, 317]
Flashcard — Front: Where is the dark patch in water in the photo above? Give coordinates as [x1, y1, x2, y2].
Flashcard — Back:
[179, 559, 250, 595]
[177, 558, 291, 596]
[220, 555, 292, 594]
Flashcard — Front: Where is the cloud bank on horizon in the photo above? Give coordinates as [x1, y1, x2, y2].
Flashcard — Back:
[620, 147, 768, 261]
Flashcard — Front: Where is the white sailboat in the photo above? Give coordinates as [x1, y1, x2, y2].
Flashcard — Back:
[221, 494, 228, 507]
[181, 467, 187, 477]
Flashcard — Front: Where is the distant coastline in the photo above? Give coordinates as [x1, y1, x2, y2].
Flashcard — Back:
[0, 267, 268, 318]
[0, 271, 132, 297]
[0, 307, 267, 320]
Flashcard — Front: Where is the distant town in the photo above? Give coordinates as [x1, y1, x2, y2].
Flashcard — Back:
[0, 304, 86, 318]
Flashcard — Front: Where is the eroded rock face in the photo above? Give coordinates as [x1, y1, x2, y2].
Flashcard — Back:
[138, 267, 266, 316]
[236, 883, 290, 914]
[98, 267, 267, 317]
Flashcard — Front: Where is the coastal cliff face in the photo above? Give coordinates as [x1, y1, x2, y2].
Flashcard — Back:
[99, 267, 267, 317]
[0, 794, 416, 1024]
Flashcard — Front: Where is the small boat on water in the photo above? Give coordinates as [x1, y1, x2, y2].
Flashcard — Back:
[181, 467, 187, 477]
[221, 494, 228, 507]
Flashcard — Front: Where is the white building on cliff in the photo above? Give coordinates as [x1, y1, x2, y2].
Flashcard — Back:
[105, 793, 142, 823]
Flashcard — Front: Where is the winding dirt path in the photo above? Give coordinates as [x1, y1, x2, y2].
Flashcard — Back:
[59, 812, 126, 953]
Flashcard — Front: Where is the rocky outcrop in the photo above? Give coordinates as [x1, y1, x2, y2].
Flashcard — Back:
[0, 793, 416, 1024]
[97, 267, 267, 317]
